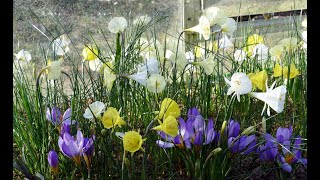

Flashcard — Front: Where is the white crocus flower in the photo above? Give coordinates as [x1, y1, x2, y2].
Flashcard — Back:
[46, 60, 63, 80]
[249, 81, 287, 116]
[89, 58, 102, 71]
[14, 49, 32, 62]
[224, 72, 252, 102]
[137, 57, 159, 75]
[203, 7, 228, 26]
[252, 43, 269, 62]
[108, 17, 128, 33]
[146, 74, 167, 93]
[234, 49, 246, 62]
[220, 18, 237, 36]
[184, 15, 211, 40]
[52, 35, 70, 56]
[127, 70, 148, 86]
[83, 101, 106, 119]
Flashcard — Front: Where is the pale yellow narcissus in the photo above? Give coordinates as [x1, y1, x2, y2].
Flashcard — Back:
[248, 70, 268, 91]
[101, 107, 126, 130]
[283, 63, 300, 79]
[82, 45, 99, 61]
[184, 15, 211, 40]
[103, 62, 116, 91]
[152, 115, 179, 137]
[157, 98, 181, 120]
[123, 130, 146, 155]
[45, 59, 63, 80]
[273, 63, 283, 77]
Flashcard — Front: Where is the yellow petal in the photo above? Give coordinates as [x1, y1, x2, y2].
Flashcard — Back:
[158, 98, 180, 120]
[273, 63, 283, 77]
[250, 70, 268, 91]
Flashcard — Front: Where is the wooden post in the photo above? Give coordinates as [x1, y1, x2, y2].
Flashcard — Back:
[183, 0, 202, 51]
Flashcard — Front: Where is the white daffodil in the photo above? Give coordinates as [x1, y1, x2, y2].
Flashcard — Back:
[108, 17, 128, 33]
[146, 74, 166, 93]
[14, 49, 32, 62]
[185, 51, 195, 61]
[203, 6, 228, 26]
[83, 101, 106, 120]
[217, 35, 233, 49]
[234, 49, 246, 62]
[252, 43, 269, 62]
[281, 37, 298, 51]
[126, 70, 148, 86]
[52, 34, 70, 56]
[192, 55, 215, 75]
[301, 31, 307, 49]
[249, 81, 287, 116]
[220, 18, 237, 36]
[45, 60, 63, 80]
[184, 15, 211, 40]
[269, 44, 284, 61]
[301, 18, 307, 29]
[89, 58, 103, 71]
[133, 15, 151, 26]
[137, 57, 159, 75]
[224, 72, 252, 102]
[103, 61, 116, 92]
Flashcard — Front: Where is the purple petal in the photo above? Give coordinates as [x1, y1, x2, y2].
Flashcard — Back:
[60, 123, 70, 136]
[179, 117, 189, 140]
[184, 139, 192, 149]
[186, 119, 195, 139]
[51, 107, 62, 125]
[194, 131, 203, 145]
[280, 159, 292, 173]
[58, 136, 72, 158]
[173, 135, 181, 144]
[193, 115, 205, 133]
[156, 140, 175, 148]
[204, 129, 216, 145]
[62, 108, 76, 125]
[187, 107, 200, 121]
[48, 150, 58, 167]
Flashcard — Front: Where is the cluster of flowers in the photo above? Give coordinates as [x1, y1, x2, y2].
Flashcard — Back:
[226, 120, 307, 173]
[46, 107, 95, 175]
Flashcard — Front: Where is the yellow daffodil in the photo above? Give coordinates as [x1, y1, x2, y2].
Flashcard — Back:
[273, 63, 283, 77]
[123, 130, 146, 154]
[245, 34, 264, 56]
[101, 107, 126, 129]
[273, 63, 300, 79]
[157, 98, 180, 120]
[249, 70, 268, 91]
[283, 63, 300, 79]
[184, 15, 211, 40]
[82, 45, 98, 61]
[152, 115, 179, 137]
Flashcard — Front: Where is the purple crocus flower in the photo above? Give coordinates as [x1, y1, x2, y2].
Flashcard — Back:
[276, 126, 292, 143]
[277, 135, 307, 172]
[48, 150, 59, 175]
[60, 123, 71, 136]
[156, 107, 218, 149]
[257, 133, 278, 161]
[58, 130, 84, 166]
[82, 136, 95, 170]
[228, 134, 256, 155]
[156, 117, 190, 148]
[225, 119, 240, 139]
[46, 107, 75, 125]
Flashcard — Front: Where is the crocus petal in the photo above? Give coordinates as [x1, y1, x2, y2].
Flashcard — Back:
[194, 131, 203, 146]
[156, 140, 175, 148]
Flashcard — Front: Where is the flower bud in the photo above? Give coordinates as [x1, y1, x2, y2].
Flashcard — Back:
[241, 126, 255, 135]
[48, 150, 59, 175]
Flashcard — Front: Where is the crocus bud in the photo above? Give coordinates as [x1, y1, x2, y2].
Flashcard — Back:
[241, 126, 255, 135]
[48, 150, 59, 175]
[220, 120, 227, 134]
[212, 147, 222, 155]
